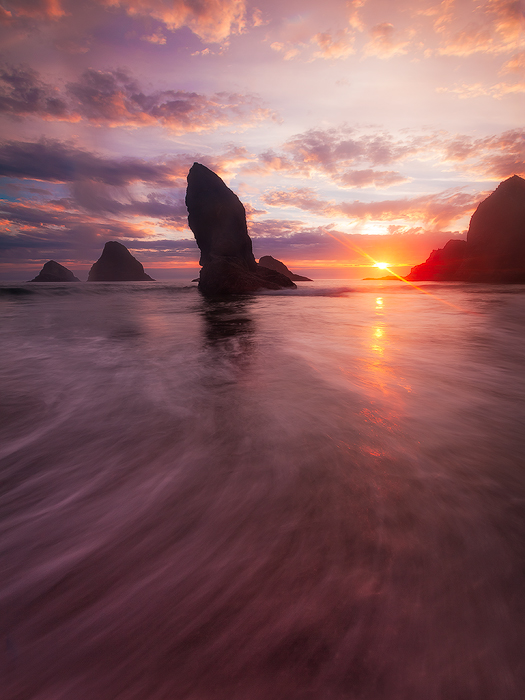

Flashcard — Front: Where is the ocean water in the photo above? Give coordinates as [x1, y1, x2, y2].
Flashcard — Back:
[1, 278, 525, 700]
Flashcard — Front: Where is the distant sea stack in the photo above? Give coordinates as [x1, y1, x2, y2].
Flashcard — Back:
[258, 256, 312, 281]
[407, 175, 525, 283]
[88, 241, 154, 282]
[185, 163, 295, 295]
[30, 260, 80, 282]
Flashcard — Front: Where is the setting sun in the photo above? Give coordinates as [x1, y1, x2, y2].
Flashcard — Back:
[374, 262, 390, 269]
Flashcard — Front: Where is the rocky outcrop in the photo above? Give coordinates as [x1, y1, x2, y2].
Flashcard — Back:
[407, 175, 525, 283]
[30, 260, 80, 282]
[258, 255, 312, 281]
[406, 240, 468, 281]
[185, 163, 295, 295]
[88, 241, 154, 281]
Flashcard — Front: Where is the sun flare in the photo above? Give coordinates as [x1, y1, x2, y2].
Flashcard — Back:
[374, 262, 390, 269]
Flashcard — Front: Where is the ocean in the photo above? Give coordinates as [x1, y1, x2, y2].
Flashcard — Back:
[1, 278, 525, 700]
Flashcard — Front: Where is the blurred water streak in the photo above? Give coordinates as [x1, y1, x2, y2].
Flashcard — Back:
[1, 279, 525, 700]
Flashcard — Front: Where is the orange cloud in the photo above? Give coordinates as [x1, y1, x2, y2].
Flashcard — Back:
[430, 0, 524, 56]
[100, 0, 247, 43]
[363, 23, 410, 58]
[7, 0, 65, 19]
[312, 29, 356, 59]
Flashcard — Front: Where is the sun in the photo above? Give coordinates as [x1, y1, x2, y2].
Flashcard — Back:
[374, 262, 390, 270]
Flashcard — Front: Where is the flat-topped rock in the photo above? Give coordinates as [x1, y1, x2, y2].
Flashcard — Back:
[88, 241, 154, 282]
[30, 260, 80, 282]
[185, 163, 295, 295]
[258, 256, 312, 281]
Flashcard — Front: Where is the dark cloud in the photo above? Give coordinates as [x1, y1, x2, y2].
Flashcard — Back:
[248, 218, 464, 268]
[66, 68, 274, 130]
[0, 64, 68, 118]
[0, 62, 274, 132]
[0, 138, 180, 185]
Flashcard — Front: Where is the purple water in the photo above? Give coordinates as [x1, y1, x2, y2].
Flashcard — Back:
[1, 279, 525, 699]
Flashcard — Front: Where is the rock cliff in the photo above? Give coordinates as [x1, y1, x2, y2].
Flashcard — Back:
[88, 241, 154, 281]
[185, 163, 295, 295]
[407, 175, 525, 283]
[30, 260, 80, 282]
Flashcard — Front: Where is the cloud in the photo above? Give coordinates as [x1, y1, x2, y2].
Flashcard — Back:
[66, 68, 275, 131]
[248, 218, 465, 270]
[4, 0, 66, 20]
[246, 125, 524, 185]
[140, 31, 167, 45]
[242, 126, 423, 187]
[262, 185, 481, 229]
[262, 187, 331, 215]
[429, 0, 524, 57]
[100, 0, 247, 43]
[0, 138, 183, 185]
[436, 80, 525, 99]
[363, 23, 410, 59]
[500, 50, 525, 74]
[0, 63, 275, 132]
[0, 64, 69, 118]
[442, 129, 525, 178]
[336, 169, 409, 188]
[312, 29, 356, 59]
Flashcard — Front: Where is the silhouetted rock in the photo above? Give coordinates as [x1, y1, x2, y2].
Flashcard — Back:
[258, 255, 312, 281]
[88, 241, 154, 281]
[406, 240, 468, 281]
[30, 260, 80, 282]
[185, 163, 295, 295]
[407, 176, 525, 283]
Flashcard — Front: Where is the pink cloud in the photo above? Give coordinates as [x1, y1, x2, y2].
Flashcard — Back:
[100, 0, 247, 43]
[363, 23, 410, 59]
[336, 169, 409, 188]
[312, 29, 356, 59]
[6, 0, 65, 19]
[262, 184, 482, 229]
[0, 63, 275, 132]
[246, 125, 524, 185]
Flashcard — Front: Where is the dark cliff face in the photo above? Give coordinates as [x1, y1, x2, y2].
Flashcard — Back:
[258, 256, 312, 281]
[460, 175, 525, 280]
[185, 163, 256, 269]
[185, 163, 295, 295]
[30, 260, 80, 282]
[406, 175, 525, 283]
[88, 241, 154, 281]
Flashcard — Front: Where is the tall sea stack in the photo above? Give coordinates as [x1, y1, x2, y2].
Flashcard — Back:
[407, 175, 525, 283]
[185, 163, 295, 295]
[88, 241, 154, 281]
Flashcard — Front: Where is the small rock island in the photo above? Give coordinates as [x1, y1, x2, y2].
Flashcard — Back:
[30, 260, 80, 282]
[88, 241, 154, 281]
[185, 163, 296, 295]
[258, 256, 312, 281]
[407, 175, 525, 283]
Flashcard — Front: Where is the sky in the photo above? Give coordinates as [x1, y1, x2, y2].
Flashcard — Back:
[0, 0, 523, 280]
